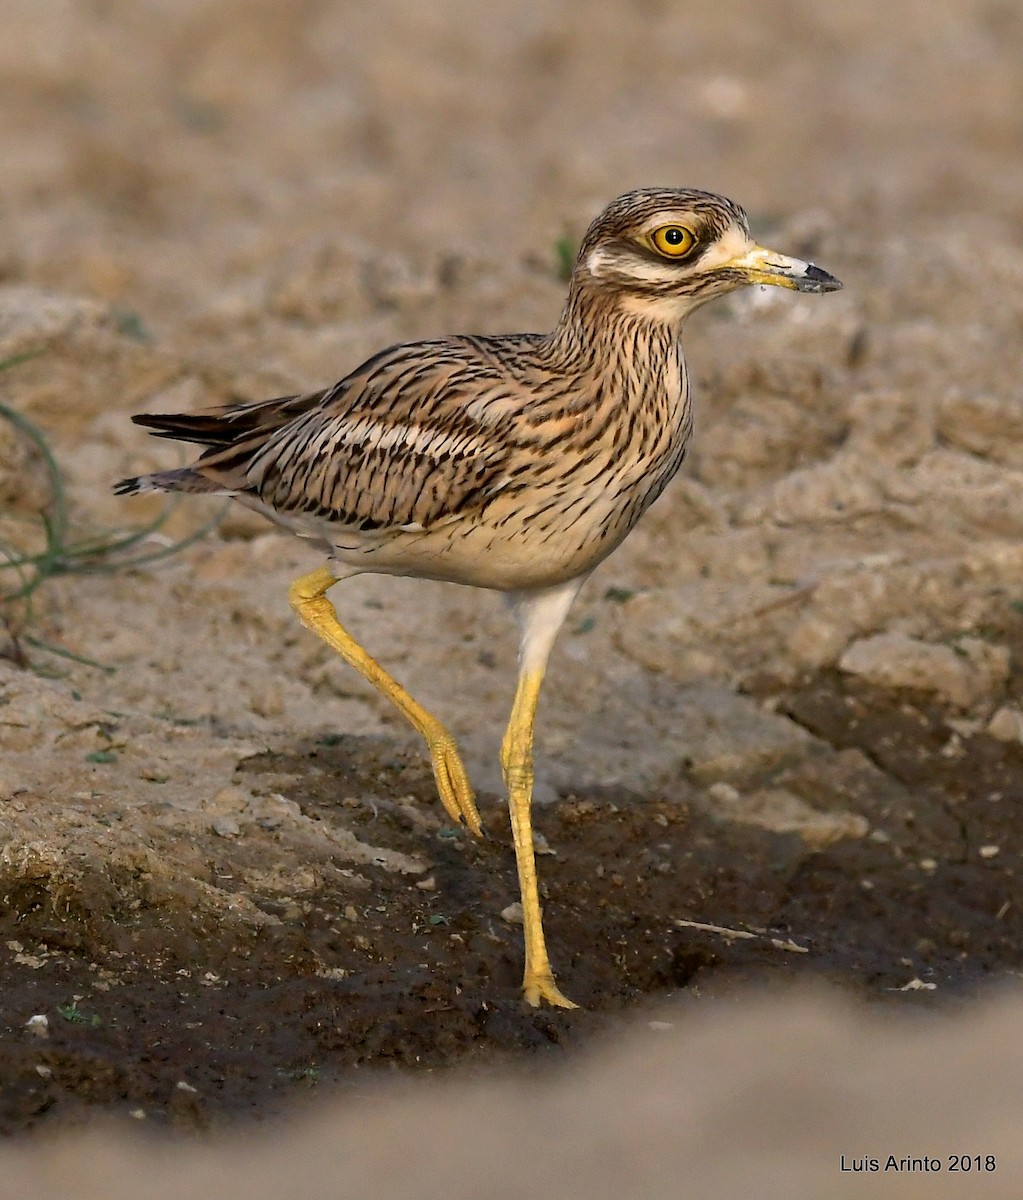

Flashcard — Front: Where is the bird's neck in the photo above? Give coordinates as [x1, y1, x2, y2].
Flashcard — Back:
[544, 278, 686, 393]
[539, 279, 692, 486]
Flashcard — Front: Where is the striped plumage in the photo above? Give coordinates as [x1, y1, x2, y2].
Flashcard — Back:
[117, 187, 841, 1007]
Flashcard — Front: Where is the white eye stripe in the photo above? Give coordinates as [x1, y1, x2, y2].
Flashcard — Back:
[619, 259, 690, 284]
[585, 247, 689, 284]
[585, 248, 698, 286]
[584, 247, 614, 277]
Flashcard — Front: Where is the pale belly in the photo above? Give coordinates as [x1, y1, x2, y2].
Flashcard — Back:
[323, 450, 683, 591]
[329, 517, 607, 591]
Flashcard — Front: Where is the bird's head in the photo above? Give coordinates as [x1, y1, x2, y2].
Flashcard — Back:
[571, 187, 842, 323]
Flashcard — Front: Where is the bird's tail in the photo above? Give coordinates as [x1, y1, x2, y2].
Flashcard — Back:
[114, 392, 322, 498]
[112, 468, 227, 497]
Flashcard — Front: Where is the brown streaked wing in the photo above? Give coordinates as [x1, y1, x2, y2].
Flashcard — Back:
[193, 337, 530, 533]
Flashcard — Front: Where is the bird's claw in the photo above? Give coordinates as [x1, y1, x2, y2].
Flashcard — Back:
[429, 738, 483, 837]
[522, 970, 579, 1009]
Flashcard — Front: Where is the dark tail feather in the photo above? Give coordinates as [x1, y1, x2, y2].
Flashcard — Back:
[131, 391, 319, 449]
[113, 468, 227, 497]
[130, 412, 233, 446]
[130, 410, 262, 447]
[121, 391, 324, 496]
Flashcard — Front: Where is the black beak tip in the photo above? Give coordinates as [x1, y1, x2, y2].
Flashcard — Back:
[802, 262, 843, 293]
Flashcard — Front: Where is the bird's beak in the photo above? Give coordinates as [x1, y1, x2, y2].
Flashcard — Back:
[727, 244, 842, 293]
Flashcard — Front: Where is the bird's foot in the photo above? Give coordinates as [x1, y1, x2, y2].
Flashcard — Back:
[522, 969, 579, 1010]
[428, 736, 483, 837]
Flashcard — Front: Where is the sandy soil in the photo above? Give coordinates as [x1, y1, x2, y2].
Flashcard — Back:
[1, 0, 1023, 1162]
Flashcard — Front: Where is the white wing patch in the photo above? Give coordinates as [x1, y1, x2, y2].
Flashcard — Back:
[332, 417, 488, 460]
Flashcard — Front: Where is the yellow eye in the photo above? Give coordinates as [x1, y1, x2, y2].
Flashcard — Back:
[650, 225, 696, 258]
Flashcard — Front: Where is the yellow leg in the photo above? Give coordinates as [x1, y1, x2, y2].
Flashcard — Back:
[500, 665, 577, 1009]
[289, 567, 482, 836]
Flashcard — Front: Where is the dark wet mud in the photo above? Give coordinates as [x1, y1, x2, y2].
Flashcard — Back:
[3, 673, 1020, 1134]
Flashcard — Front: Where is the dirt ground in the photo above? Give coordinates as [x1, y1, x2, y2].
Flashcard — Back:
[2, 0, 1023, 1155]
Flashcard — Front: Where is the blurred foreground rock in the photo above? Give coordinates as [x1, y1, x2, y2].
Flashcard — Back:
[1, 988, 1020, 1200]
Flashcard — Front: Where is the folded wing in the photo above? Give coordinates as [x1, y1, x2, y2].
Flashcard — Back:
[131, 338, 525, 533]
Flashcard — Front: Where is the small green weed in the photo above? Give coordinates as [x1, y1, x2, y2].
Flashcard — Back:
[0, 347, 223, 671]
[58, 1002, 102, 1026]
[554, 235, 576, 282]
[85, 749, 119, 764]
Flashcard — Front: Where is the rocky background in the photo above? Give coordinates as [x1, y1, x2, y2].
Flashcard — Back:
[1, 0, 1022, 1187]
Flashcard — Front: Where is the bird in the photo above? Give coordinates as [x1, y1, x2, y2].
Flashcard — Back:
[115, 187, 841, 1009]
